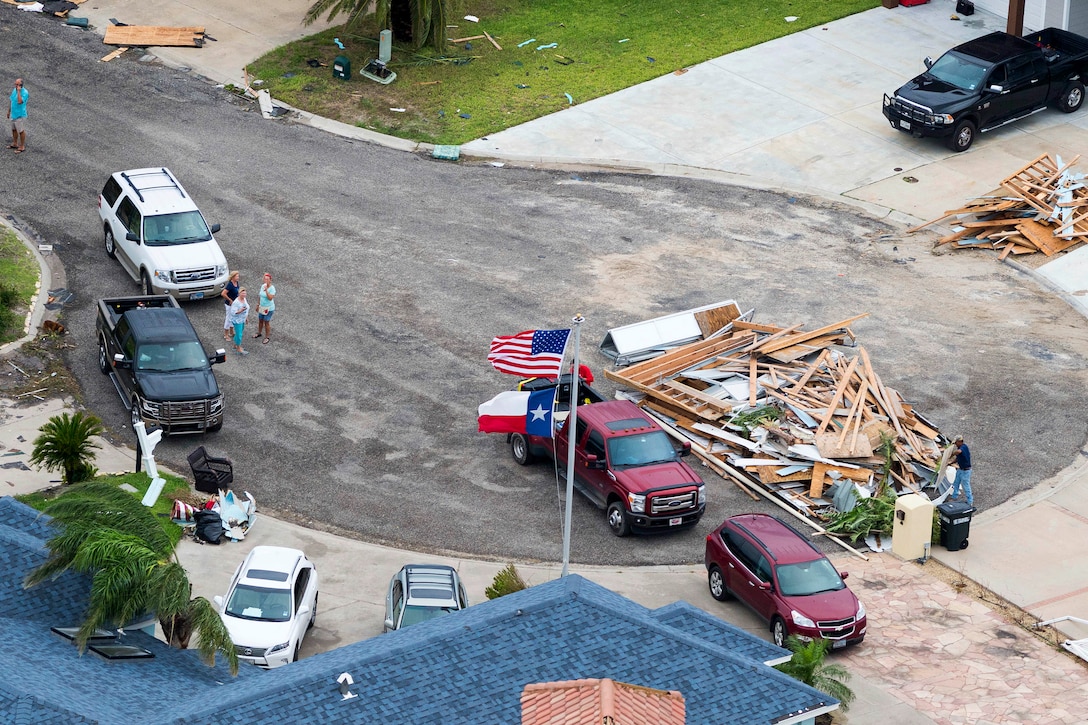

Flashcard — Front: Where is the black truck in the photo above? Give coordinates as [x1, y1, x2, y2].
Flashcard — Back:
[883, 28, 1088, 152]
[97, 295, 226, 434]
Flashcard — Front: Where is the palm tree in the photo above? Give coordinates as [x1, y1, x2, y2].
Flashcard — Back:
[24, 481, 239, 675]
[304, 0, 456, 52]
[28, 411, 103, 485]
[774, 636, 855, 713]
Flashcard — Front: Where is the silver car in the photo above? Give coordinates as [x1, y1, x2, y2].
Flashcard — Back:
[384, 564, 468, 632]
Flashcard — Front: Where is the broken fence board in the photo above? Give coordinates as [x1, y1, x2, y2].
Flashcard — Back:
[103, 26, 206, 47]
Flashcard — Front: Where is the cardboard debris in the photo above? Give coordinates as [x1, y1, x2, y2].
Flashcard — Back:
[103, 25, 207, 47]
[604, 310, 948, 520]
[912, 153, 1088, 256]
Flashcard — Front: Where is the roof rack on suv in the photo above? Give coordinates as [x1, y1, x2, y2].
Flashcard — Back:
[119, 167, 187, 203]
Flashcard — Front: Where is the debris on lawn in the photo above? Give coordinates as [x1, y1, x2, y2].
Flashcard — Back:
[536, 42, 558, 50]
[100, 47, 127, 62]
[103, 25, 208, 47]
[517, 38, 536, 48]
[603, 304, 949, 525]
[911, 153, 1087, 258]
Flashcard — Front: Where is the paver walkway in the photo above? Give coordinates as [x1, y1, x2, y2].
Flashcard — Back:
[842, 555, 1088, 724]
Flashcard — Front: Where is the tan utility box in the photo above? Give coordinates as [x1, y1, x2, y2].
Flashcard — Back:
[892, 493, 934, 560]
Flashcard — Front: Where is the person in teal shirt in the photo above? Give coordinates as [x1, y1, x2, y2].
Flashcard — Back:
[256, 272, 277, 344]
[8, 78, 28, 154]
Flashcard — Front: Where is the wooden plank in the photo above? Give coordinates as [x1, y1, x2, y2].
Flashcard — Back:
[660, 379, 736, 413]
[815, 430, 873, 459]
[749, 354, 758, 407]
[814, 355, 859, 435]
[103, 26, 206, 47]
[482, 31, 502, 50]
[100, 47, 128, 62]
[809, 461, 829, 498]
[450, 35, 486, 42]
[758, 314, 869, 354]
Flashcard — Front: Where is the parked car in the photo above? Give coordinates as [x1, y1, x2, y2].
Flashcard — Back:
[384, 564, 468, 632]
[98, 167, 229, 299]
[214, 546, 318, 668]
[704, 514, 866, 649]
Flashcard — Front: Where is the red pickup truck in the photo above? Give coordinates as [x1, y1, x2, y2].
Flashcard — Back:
[510, 389, 706, 537]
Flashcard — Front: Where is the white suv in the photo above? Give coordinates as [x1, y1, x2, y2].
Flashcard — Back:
[98, 167, 229, 301]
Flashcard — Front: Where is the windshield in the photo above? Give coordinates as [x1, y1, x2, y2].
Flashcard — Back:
[776, 558, 845, 597]
[401, 604, 455, 628]
[927, 51, 989, 91]
[143, 211, 212, 246]
[136, 341, 209, 372]
[606, 430, 677, 467]
[225, 584, 291, 622]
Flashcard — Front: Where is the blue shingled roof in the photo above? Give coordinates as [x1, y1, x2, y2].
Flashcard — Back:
[179, 575, 835, 725]
[0, 496, 836, 724]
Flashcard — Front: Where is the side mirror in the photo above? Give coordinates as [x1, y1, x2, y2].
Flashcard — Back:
[679, 440, 692, 457]
[987, 84, 1004, 93]
[213, 595, 223, 607]
[113, 353, 131, 370]
[210, 223, 221, 234]
[125, 231, 140, 242]
[584, 454, 606, 470]
[923, 56, 934, 69]
[757, 581, 771, 591]
[383, 618, 394, 631]
[840, 571, 850, 580]
[297, 604, 311, 618]
[210, 349, 227, 365]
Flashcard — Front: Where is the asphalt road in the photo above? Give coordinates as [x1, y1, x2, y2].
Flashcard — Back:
[3, 10, 1088, 566]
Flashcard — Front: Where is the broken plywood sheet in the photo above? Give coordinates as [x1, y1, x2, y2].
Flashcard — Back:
[814, 431, 873, 460]
[104, 25, 206, 47]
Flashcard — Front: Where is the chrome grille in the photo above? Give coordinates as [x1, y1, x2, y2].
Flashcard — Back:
[889, 96, 931, 123]
[235, 645, 267, 657]
[817, 616, 857, 640]
[650, 491, 696, 514]
[174, 266, 218, 283]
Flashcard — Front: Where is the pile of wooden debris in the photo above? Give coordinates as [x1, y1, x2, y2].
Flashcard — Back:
[912, 153, 1087, 259]
[604, 312, 947, 523]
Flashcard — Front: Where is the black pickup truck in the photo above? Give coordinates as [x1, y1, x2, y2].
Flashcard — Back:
[97, 295, 226, 434]
[883, 28, 1088, 152]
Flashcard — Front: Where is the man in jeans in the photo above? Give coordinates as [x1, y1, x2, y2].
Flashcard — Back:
[950, 435, 973, 506]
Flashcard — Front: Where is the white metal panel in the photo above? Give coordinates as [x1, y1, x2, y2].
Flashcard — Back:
[599, 299, 740, 361]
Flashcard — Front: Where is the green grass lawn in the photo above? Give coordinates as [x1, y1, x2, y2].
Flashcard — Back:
[248, 0, 878, 145]
[0, 227, 39, 343]
[18, 472, 198, 547]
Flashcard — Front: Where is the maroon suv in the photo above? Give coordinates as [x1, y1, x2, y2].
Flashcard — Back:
[704, 513, 867, 649]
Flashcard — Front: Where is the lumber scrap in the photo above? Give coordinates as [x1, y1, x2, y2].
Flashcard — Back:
[103, 25, 206, 47]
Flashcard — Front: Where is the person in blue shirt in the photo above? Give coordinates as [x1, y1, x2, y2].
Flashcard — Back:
[8, 78, 28, 154]
[950, 435, 973, 506]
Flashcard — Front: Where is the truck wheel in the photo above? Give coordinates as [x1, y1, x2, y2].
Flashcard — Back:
[510, 433, 534, 465]
[607, 501, 631, 537]
[947, 120, 976, 152]
[98, 337, 111, 375]
[207, 418, 223, 433]
[104, 228, 117, 259]
[708, 565, 731, 601]
[1059, 81, 1085, 113]
[130, 399, 142, 430]
[141, 271, 155, 296]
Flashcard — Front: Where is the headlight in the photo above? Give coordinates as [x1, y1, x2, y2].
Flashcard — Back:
[141, 399, 161, 415]
[856, 601, 866, 619]
[791, 610, 815, 629]
[267, 641, 291, 654]
[927, 113, 954, 124]
[215, 264, 227, 277]
[627, 493, 645, 513]
[153, 269, 172, 283]
[697, 484, 706, 505]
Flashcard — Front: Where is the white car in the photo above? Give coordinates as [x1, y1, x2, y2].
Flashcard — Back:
[214, 546, 318, 669]
[98, 167, 229, 301]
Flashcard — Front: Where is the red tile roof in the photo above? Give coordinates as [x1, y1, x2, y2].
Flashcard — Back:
[521, 677, 685, 725]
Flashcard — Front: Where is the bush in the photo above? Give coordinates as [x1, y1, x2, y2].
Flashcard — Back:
[485, 564, 528, 599]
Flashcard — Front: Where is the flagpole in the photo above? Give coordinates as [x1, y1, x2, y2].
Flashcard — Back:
[561, 314, 584, 577]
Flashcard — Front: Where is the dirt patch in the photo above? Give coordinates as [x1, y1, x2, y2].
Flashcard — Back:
[0, 331, 83, 402]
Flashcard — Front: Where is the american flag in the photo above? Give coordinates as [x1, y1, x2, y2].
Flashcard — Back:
[488, 329, 570, 377]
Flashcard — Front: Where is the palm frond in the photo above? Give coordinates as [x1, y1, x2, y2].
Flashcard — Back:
[187, 597, 239, 675]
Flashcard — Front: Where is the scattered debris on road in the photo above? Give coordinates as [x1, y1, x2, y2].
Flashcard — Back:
[911, 153, 1087, 258]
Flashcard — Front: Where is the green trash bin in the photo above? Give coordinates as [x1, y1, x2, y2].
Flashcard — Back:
[332, 55, 351, 81]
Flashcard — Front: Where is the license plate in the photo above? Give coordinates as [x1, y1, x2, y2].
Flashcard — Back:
[832, 639, 847, 649]
[899, 119, 910, 130]
[189, 291, 205, 300]
[669, 517, 683, 526]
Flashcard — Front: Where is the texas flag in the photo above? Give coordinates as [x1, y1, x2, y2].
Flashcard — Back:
[477, 388, 556, 436]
